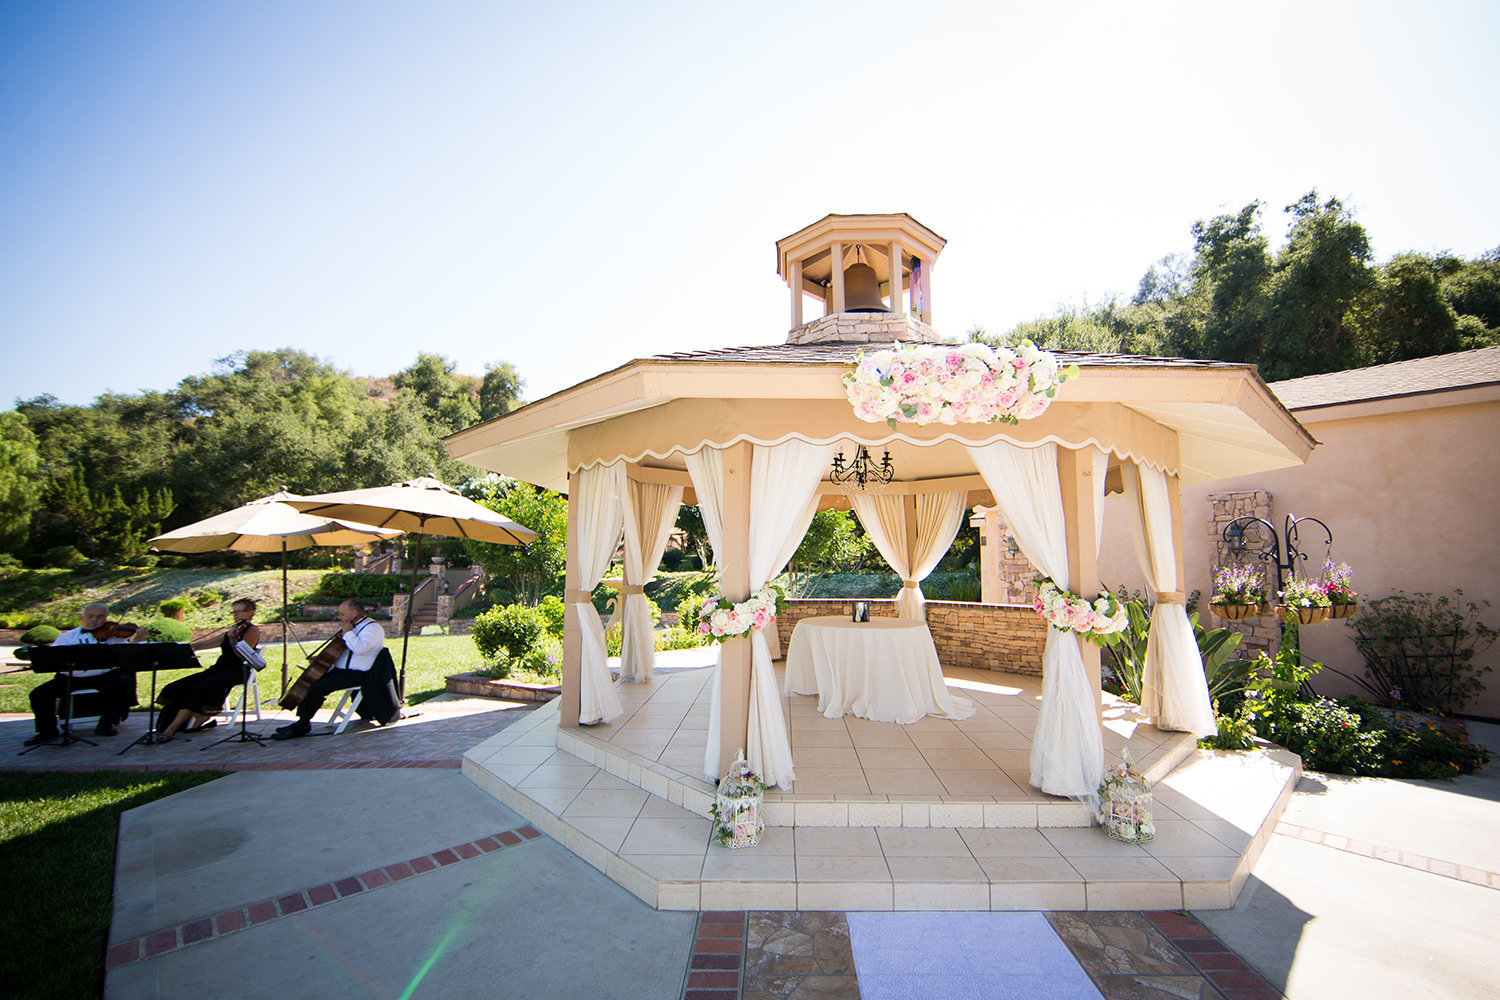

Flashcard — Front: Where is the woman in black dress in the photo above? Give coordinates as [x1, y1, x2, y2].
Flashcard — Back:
[156, 598, 262, 738]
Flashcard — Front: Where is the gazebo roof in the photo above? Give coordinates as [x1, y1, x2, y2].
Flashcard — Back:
[446, 342, 1315, 493]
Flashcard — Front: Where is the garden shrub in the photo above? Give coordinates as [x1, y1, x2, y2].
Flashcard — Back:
[313, 573, 410, 601]
[1342, 590, 1496, 715]
[43, 545, 87, 568]
[137, 617, 192, 643]
[471, 603, 546, 662]
[1283, 698, 1384, 774]
[537, 594, 566, 640]
[158, 599, 188, 617]
[659, 627, 710, 650]
[19, 625, 60, 645]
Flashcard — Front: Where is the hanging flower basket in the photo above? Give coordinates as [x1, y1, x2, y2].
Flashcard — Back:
[710, 751, 765, 849]
[1277, 604, 1330, 625]
[1328, 602, 1357, 620]
[1208, 601, 1265, 621]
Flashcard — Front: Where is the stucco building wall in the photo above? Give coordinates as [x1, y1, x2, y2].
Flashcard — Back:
[1097, 386, 1500, 719]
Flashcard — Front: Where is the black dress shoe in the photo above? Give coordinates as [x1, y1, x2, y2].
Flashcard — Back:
[272, 720, 311, 740]
[184, 719, 217, 734]
[94, 724, 118, 737]
[23, 732, 58, 746]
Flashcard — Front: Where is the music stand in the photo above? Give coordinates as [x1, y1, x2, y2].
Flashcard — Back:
[111, 643, 202, 756]
[202, 641, 272, 749]
[18, 645, 111, 754]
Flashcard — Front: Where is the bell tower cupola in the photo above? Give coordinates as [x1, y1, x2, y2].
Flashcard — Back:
[775, 213, 946, 345]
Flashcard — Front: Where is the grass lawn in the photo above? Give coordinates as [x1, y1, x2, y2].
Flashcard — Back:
[0, 769, 227, 1000]
[1, 634, 493, 716]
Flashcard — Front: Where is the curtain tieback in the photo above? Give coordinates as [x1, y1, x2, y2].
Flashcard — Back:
[1155, 591, 1187, 605]
[565, 588, 594, 604]
[901, 581, 921, 590]
[620, 584, 647, 596]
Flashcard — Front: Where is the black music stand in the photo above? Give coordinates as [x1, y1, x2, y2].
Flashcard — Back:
[18, 645, 108, 754]
[111, 643, 202, 756]
[203, 643, 272, 750]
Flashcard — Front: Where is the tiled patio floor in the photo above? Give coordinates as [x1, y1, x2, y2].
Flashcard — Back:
[464, 655, 1301, 911]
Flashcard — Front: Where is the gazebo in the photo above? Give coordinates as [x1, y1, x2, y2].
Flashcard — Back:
[447, 214, 1313, 909]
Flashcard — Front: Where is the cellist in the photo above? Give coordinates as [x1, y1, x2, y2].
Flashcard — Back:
[273, 598, 385, 740]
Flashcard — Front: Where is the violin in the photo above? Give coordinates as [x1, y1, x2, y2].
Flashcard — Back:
[90, 621, 140, 640]
[278, 632, 348, 710]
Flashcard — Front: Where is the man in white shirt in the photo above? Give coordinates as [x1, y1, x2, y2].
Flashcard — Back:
[273, 599, 386, 740]
[25, 603, 139, 744]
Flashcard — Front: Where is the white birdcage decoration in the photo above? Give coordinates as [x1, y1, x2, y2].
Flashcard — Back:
[711, 750, 765, 849]
[1097, 748, 1155, 844]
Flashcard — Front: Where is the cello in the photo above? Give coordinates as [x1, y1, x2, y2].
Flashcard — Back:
[278, 633, 348, 710]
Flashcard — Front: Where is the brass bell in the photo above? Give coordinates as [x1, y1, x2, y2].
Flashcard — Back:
[842, 259, 889, 313]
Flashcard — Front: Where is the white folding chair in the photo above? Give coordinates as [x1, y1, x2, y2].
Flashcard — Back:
[220, 670, 262, 724]
[329, 688, 363, 735]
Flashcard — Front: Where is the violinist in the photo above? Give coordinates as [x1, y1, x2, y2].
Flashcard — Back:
[273, 599, 384, 740]
[24, 603, 143, 745]
[153, 598, 262, 739]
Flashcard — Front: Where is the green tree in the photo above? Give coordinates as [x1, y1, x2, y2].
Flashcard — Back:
[479, 362, 526, 421]
[675, 505, 712, 568]
[1260, 192, 1374, 379]
[467, 478, 567, 605]
[393, 353, 480, 435]
[39, 467, 174, 563]
[1348, 253, 1464, 365]
[1189, 200, 1273, 363]
[0, 411, 43, 552]
[786, 509, 871, 595]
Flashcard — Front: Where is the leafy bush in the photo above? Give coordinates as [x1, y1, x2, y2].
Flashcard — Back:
[312, 573, 410, 601]
[471, 603, 546, 661]
[1201, 703, 1258, 751]
[942, 578, 983, 603]
[137, 617, 192, 643]
[192, 589, 225, 607]
[1341, 590, 1497, 714]
[1283, 699, 1383, 774]
[659, 627, 710, 650]
[676, 594, 708, 634]
[19, 625, 60, 645]
[43, 545, 86, 568]
[537, 594, 566, 640]
[158, 599, 188, 617]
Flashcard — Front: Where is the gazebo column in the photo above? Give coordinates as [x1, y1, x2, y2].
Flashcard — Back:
[716, 441, 754, 777]
[1058, 447, 1104, 726]
[1167, 471, 1188, 607]
[561, 469, 583, 728]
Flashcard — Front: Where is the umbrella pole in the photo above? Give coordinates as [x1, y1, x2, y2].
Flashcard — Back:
[281, 542, 290, 698]
[401, 531, 423, 700]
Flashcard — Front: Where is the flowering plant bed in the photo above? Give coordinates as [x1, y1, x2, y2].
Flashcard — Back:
[1032, 579, 1129, 641]
[843, 340, 1078, 428]
[697, 586, 784, 644]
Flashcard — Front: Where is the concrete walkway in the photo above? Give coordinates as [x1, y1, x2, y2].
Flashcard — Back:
[5, 676, 1497, 998]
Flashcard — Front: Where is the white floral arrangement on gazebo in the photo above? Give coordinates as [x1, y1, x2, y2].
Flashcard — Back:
[696, 586, 784, 644]
[1033, 578, 1129, 641]
[843, 340, 1080, 428]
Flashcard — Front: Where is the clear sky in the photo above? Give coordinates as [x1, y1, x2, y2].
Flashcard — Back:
[2, 1, 1497, 409]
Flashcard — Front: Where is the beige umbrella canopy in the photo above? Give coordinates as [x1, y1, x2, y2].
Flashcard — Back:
[150, 491, 402, 693]
[286, 476, 539, 692]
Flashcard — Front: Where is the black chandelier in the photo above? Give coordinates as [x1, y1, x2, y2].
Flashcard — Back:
[829, 446, 894, 494]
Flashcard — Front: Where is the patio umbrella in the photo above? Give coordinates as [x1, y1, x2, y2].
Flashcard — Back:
[285, 475, 539, 695]
[149, 491, 403, 695]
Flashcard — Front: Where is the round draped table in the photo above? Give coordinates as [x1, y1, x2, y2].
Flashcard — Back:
[783, 616, 974, 724]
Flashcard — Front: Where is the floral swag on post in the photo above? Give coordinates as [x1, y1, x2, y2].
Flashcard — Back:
[843, 340, 1080, 428]
[1033, 578, 1129, 642]
[697, 586, 785, 644]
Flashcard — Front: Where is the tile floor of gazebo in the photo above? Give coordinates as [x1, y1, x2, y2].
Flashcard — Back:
[462, 650, 1300, 912]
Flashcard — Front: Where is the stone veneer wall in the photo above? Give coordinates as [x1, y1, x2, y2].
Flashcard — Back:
[1206, 489, 1278, 656]
[786, 313, 939, 345]
[777, 598, 1047, 677]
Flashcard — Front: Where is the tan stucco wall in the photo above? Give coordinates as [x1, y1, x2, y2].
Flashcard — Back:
[1098, 390, 1500, 719]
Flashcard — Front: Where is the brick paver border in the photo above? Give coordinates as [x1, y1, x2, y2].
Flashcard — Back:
[1143, 911, 1286, 1000]
[104, 824, 543, 971]
[681, 911, 746, 1000]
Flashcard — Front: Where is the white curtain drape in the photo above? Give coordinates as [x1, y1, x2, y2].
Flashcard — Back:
[573, 463, 625, 725]
[850, 491, 969, 619]
[619, 479, 684, 683]
[966, 441, 1105, 797]
[1121, 462, 1217, 736]
[689, 442, 834, 787]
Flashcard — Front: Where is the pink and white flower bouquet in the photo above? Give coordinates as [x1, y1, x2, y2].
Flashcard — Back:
[1033, 578, 1129, 641]
[697, 586, 784, 645]
[843, 340, 1079, 428]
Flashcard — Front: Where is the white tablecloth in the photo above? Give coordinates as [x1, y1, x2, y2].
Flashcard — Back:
[783, 616, 974, 724]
